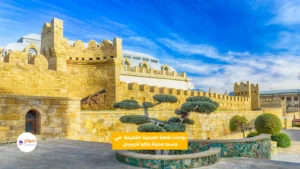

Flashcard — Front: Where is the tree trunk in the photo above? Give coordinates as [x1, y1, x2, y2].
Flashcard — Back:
[242, 129, 245, 138]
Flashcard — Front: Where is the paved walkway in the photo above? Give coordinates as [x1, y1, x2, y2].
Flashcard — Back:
[271, 129, 300, 163]
[1, 139, 300, 169]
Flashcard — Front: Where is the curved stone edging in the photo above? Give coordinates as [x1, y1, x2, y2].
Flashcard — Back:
[189, 134, 271, 143]
[116, 148, 221, 168]
[189, 134, 272, 159]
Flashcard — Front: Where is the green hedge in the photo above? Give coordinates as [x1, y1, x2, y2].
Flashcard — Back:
[113, 100, 140, 109]
[153, 94, 178, 103]
[181, 101, 217, 114]
[164, 123, 186, 132]
[246, 131, 258, 138]
[271, 133, 291, 148]
[254, 114, 282, 134]
[119, 115, 149, 125]
[137, 123, 165, 132]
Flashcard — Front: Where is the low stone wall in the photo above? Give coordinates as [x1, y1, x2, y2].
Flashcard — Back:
[116, 135, 271, 169]
[116, 148, 221, 168]
[75, 110, 262, 143]
[189, 134, 271, 159]
[0, 94, 81, 143]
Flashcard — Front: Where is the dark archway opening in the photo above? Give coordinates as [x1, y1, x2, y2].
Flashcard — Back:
[25, 110, 40, 134]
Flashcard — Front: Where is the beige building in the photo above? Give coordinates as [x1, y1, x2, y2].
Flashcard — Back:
[260, 89, 300, 113]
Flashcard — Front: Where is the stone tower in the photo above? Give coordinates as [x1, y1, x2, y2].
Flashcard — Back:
[234, 81, 260, 110]
[41, 18, 66, 71]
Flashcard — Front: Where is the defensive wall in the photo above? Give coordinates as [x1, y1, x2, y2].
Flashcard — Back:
[0, 17, 266, 144]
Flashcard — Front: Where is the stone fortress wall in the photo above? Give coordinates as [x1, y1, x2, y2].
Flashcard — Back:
[117, 82, 252, 111]
[0, 17, 265, 144]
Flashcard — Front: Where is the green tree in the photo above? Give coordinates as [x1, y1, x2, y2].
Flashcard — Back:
[229, 115, 248, 138]
[114, 95, 219, 154]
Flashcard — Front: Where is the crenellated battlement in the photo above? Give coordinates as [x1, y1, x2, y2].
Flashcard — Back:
[234, 81, 260, 110]
[1, 50, 48, 70]
[40, 18, 122, 71]
[117, 82, 251, 111]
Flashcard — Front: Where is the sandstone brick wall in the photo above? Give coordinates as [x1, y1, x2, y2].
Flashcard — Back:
[0, 52, 67, 97]
[66, 61, 120, 108]
[0, 94, 80, 143]
[262, 108, 284, 118]
[116, 82, 252, 111]
[74, 109, 262, 143]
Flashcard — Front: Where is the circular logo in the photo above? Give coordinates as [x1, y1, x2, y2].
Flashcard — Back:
[17, 132, 37, 153]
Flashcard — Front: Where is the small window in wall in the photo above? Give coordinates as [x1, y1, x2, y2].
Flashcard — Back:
[133, 57, 141, 60]
[281, 97, 284, 100]
[287, 97, 291, 101]
[294, 97, 298, 101]
[150, 60, 158, 63]
[142, 58, 149, 61]
[131, 97, 134, 100]
[25, 110, 40, 134]
[28, 48, 37, 56]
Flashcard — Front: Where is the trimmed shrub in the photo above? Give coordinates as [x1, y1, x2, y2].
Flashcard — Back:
[168, 117, 181, 123]
[138, 124, 165, 132]
[186, 96, 219, 107]
[246, 131, 258, 138]
[175, 109, 187, 115]
[181, 101, 217, 114]
[113, 100, 140, 109]
[271, 133, 291, 148]
[229, 115, 248, 132]
[120, 115, 149, 125]
[150, 118, 167, 124]
[153, 94, 178, 103]
[255, 114, 282, 134]
[164, 123, 186, 132]
[182, 119, 194, 125]
[142, 102, 154, 108]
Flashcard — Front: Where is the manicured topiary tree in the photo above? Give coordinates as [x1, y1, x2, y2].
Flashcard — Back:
[174, 96, 219, 123]
[229, 115, 248, 138]
[114, 94, 179, 132]
[246, 131, 258, 138]
[114, 95, 219, 154]
[271, 133, 291, 148]
[114, 95, 219, 132]
[254, 114, 282, 134]
[253, 114, 292, 148]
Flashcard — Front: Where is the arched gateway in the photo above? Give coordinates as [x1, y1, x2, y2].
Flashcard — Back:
[25, 110, 40, 134]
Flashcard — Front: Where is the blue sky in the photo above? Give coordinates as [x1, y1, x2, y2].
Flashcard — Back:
[0, 0, 299, 92]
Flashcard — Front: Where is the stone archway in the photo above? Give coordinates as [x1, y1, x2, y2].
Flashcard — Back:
[20, 106, 47, 135]
[25, 110, 40, 134]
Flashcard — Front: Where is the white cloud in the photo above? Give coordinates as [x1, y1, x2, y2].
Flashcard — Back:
[270, 32, 300, 52]
[270, 0, 300, 25]
[158, 38, 300, 93]
[159, 38, 222, 59]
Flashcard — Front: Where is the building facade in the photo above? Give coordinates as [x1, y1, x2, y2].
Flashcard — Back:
[260, 89, 300, 113]
[1, 33, 193, 90]
[0, 18, 261, 143]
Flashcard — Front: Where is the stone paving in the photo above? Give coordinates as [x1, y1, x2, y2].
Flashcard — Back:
[1, 138, 300, 169]
[271, 129, 300, 163]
